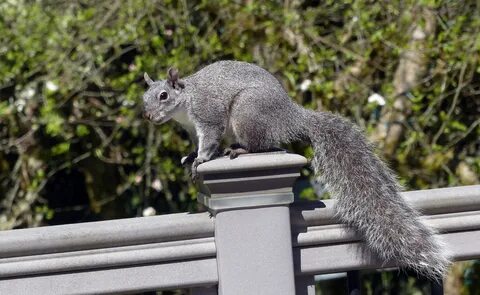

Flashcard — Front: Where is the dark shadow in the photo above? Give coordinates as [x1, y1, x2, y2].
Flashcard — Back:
[290, 197, 326, 278]
[44, 168, 92, 225]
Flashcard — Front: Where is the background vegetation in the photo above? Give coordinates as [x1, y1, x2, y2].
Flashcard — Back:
[1, 0, 479, 294]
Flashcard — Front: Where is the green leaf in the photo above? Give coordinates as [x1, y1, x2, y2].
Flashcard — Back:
[51, 142, 70, 155]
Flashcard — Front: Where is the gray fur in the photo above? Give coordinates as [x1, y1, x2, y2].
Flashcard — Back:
[142, 61, 450, 278]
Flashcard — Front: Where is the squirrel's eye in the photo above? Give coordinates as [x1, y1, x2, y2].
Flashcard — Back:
[158, 91, 168, 100]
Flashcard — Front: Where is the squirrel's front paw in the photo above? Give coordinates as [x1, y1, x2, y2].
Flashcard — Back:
[181, 151, 198, 166]
[191, 158, 206, 182]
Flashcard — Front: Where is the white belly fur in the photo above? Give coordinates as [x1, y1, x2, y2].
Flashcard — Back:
[172, 108, 236, 144]
[172, 108, 196, 137]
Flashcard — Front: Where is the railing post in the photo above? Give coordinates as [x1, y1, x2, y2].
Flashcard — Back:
[196, 152, 307, 295]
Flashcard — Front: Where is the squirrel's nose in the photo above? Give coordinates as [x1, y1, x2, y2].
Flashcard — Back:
[142, 111, 150, 120]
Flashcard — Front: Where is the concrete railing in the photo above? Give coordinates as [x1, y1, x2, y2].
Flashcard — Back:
[0, 213, 217, 294]
[291, 186, 480, 276]
[0, 152, 479, 295]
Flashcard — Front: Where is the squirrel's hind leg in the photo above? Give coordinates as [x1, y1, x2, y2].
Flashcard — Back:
[224, 144, 249, 159]
[224, 144, 285, 159]
[230, 96, 279, 153]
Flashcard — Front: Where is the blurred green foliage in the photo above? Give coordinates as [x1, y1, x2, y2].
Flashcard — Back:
[2, 0, 478, 225]
[0, 0, 479, 292]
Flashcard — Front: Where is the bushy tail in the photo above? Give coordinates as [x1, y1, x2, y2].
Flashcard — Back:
[305, 111, 449, 279]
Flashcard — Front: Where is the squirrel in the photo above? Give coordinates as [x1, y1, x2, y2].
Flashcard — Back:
[142, 60, 449, 279]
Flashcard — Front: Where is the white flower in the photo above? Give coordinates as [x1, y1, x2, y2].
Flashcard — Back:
[121, 99, 135, 106]
[367, 93, 386, 106]
[134, 175, 142, 184]
[300, 79, 312, 92]
[19, 87, 35, 100]
[46, 81, 59, 92]
[151, 179, 163, 192]
[14, 98, 26, 112]
[25, 88, 35, 98]
[142, 207, 156, 217]
[412, 27, 426, 40]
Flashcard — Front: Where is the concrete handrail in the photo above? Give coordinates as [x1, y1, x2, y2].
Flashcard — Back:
[290, 185, 480, 276]
[291, 185, 480, 227]
[0, 212, 214, 258]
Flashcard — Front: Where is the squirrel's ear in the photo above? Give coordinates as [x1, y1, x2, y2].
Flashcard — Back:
[167, 67, 185, 90]
[167, 67, 178, 82]
[144, 72, 154, 86]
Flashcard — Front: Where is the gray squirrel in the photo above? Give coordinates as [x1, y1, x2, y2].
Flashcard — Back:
[142, 60, 449, 279]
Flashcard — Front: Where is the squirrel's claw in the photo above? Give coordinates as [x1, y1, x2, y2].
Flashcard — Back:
[226, 147, 249, 159]
[181, 151, 198, 166]
[191, 158, 205, 183]
[224, 144, 249, 159]
[223, 147, 232, 156]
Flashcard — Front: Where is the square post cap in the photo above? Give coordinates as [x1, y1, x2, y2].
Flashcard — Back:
[196, 152, 307, 213]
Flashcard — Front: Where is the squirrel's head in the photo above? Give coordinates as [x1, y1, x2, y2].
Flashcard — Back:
[142, 68, 185, 124]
